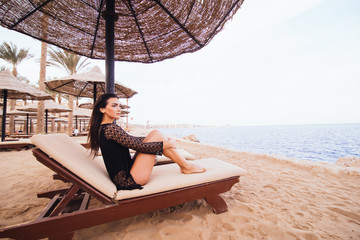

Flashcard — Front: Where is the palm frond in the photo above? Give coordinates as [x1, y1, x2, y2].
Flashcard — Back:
[48, 47, 90, 75]
[0, 41, 33, 67]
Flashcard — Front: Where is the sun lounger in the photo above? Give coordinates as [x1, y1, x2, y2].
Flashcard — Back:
[9, 134, 33, 139]
[0, 133, 246, 240]
[0, 139, 34, 151]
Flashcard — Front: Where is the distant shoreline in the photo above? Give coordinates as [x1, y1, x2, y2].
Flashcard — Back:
[129, 122, 360, 129]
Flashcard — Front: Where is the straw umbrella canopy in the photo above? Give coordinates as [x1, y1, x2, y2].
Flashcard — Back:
[66, 108, 92, 118]
[6, 109, 37, 117]
[0, 0, 245, 93]
[0, 70, 53, 141]
[61, 107, 92, 130]
[7, 110, 36, 135]
[77, 102, 94, 109]
[79, 100, 129, 109]
[120, 110, 130, 115]
[17, 100, 71, 133]
[45, 66, 137, 103]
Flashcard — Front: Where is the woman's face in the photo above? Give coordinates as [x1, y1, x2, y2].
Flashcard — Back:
[100, 97, 121, 122]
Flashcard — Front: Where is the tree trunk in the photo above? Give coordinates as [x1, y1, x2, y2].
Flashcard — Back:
[9, 100, 15, 135]
[9, 69, 17, 135]
[12, 67, 17, 78]
[36, 41, 47, 134]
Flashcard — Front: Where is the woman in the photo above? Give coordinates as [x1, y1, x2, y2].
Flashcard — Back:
[88, 93, 206, 190]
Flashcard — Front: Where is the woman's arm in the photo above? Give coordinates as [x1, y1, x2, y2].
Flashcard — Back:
[104, 124, 163, 155]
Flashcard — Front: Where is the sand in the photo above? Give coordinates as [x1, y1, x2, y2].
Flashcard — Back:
[0, 137, 359, 240]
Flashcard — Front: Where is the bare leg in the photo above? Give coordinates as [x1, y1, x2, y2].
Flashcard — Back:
[130, 130, 158, 185]
[130, 130, 205, 185]
[162, 146, 206, 174]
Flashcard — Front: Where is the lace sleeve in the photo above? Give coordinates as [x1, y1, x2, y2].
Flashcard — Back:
[103, 124, 163, 155]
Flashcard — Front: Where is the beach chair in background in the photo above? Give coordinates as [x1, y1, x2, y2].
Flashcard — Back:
[0, 139, 34, 151]
[0, 133, 246, 240]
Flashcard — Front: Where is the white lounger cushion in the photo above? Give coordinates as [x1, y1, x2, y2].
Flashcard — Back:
[32, 134, 246, 201]
[32, 134, 117, 198]
[114, 158, 246, 200]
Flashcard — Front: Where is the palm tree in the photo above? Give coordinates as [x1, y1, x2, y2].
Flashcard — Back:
[36, 41, 47, 134]
[47, 47, 90, 75]
[47, 47, 91, 135]
[0, 41, 33, 77]
[0, 41, 33, 135]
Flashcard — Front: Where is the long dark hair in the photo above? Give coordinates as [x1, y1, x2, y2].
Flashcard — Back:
[88, 93, 118, 157]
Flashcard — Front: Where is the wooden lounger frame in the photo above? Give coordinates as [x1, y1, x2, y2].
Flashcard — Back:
[0, 148, 240, 240]
[0, 142, 34, 151]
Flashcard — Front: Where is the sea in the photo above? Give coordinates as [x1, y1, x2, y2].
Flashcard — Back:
[159, 123, 360, 164]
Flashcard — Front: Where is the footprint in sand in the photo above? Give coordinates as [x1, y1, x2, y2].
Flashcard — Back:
[231, 203, 254, 216]
[263, 184, 278, 191]
[327, 207, 360, 222]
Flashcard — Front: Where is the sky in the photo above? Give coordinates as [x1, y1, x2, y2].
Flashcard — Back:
[1, 0, 360, 126]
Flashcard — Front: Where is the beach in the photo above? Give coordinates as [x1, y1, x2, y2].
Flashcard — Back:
[1, 135, 360, 240]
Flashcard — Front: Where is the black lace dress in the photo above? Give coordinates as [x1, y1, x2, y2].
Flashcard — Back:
[99, 123, 163, 190]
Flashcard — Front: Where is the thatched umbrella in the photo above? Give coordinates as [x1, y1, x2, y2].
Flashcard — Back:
[45, 66, 137, 103]
[0, 0, 245, 93]
[0, 70, 53, 141]
[17, 100, 71, 133]
[61, 107, 92, 130]
[79, 100, 129, 109]
[6, 110, 37, 135]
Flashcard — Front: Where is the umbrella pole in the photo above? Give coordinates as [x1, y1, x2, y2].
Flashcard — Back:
[1, 90, 8, 141]
[45, 109, 48, 133]
[104, 0, 116, 94]
[93, 82, 97, 104]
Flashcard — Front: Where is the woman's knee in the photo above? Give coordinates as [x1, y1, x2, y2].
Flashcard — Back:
[149, 130, 162, 137]
[144, 130, 165, 142]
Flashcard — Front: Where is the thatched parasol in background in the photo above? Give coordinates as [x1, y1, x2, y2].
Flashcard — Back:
[17, 100, 71, 133]
[0, 0, 246, 93]
[6, 110, 37, 135]
[61, 107, 92, 130]
[0, 70, 53, 141]
[79, 99, 129, 109]
[45, 66, 137, 103]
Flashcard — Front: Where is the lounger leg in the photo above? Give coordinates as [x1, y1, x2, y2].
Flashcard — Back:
[49, 185, 80, 217]
[204, 194, 228, 214]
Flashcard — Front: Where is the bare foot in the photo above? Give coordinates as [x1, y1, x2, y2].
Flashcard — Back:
[181, 163, 206, 174]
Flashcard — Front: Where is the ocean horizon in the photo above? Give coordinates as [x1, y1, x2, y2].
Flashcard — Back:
[159, 123, 360, 164]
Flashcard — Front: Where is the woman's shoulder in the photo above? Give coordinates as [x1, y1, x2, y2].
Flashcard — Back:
[101, 123, 122, 131]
